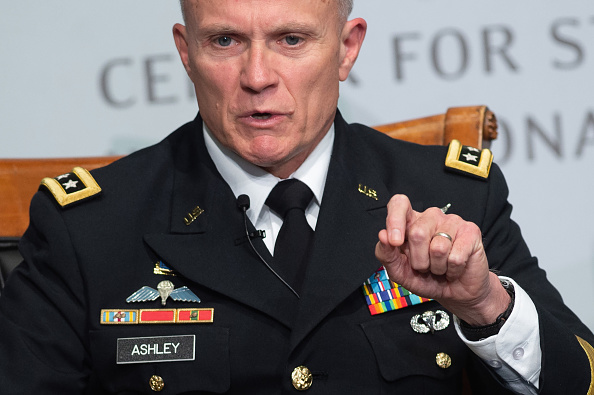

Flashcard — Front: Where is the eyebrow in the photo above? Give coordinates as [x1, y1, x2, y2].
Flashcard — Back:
[196, 23, 239, 37]
[197, 21, 321, 38]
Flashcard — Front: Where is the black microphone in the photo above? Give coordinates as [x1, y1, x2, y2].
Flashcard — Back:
[235, 194, 299, 298]
[237, 194, 250, 211]
[235, 195, 265, 244]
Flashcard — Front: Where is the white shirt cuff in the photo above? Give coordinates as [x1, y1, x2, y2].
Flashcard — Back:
[454, 276, 541, 389]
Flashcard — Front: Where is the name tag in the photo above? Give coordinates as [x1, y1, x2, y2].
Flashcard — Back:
[116, 335, 195, 364]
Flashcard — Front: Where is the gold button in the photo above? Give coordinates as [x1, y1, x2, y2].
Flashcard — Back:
[149, 375, 165, 392]
[436, 352, 452, 369]
[291, 365, 313, 391]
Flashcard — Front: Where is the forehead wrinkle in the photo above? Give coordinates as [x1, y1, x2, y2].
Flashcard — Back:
[188, 0, 336, 31]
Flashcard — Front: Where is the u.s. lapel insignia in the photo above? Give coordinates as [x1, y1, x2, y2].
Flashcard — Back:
[153, 261, 176, 276]
[358, 184, 378, 200]
[445, 139, 493, 179]
[40, 167, 101, 207]
[184, 205, 205, 226]
[126, 280, 201, 306]
[362, 267, 432, 315]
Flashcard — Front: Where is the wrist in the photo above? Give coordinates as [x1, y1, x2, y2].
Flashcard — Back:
[459, 278, 515, 341]
[456, 273, 512, 326]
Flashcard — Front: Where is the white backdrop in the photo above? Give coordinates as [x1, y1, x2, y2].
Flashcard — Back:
[2, 1, 593, 329]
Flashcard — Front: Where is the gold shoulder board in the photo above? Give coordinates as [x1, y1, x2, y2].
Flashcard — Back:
[445, 139, 493, 179]
[40, 166, 101, 207]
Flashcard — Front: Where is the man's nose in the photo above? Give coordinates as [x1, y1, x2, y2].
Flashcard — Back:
[240, 44, 278, 93]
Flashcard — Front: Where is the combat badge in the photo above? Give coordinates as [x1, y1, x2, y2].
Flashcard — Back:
[445, 139, 493, 179]
[40, 166, 101, 207]
[126, 280, 201, 306]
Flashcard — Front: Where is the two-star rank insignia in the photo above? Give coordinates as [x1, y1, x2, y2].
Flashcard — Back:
[126, 280, 201, 306]
[40, 167, 101, 207]
[445, 139, 493, 179]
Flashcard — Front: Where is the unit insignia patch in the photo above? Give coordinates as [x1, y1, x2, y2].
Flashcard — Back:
[153, 261, 176, 276]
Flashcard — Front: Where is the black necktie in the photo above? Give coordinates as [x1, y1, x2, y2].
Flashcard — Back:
[265, 179, 314, 295]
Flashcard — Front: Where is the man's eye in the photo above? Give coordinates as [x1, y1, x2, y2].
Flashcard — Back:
[216, 36, 233, 47]
[284, 35, 301, 46]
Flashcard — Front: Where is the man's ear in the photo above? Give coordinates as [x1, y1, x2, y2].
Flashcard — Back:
[173, 23, 192, 75]
[338, 18, 367, 82]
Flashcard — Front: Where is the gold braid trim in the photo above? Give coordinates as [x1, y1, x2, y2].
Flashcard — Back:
[577, 336, 594, 395]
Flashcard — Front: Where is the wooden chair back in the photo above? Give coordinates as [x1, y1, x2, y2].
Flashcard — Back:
[373, 105, 497, 148]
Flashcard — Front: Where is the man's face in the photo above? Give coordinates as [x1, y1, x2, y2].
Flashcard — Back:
[174, 0, 365, 177]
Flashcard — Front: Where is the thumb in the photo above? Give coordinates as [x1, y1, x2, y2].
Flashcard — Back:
[376, 229, 407, 266]
[376, 229, 412, 287]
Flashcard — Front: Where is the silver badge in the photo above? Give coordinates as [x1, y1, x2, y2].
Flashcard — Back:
[126, 280, 201, 306]
[410, 310, 450, 334]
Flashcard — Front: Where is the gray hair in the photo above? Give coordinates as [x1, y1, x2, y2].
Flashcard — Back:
[338, 0, 354, 21]
[180, 0, 353, 23]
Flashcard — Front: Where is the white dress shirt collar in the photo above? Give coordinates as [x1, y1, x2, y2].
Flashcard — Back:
[203, 122, 334, 249]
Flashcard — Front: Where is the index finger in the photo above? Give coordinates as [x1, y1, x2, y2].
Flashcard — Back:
[385, 194, 415, 246]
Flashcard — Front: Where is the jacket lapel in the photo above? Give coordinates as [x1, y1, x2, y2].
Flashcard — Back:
[290, 112, 392, 350]
[141, 112, 402, 338]
[143, 115, 297, 328]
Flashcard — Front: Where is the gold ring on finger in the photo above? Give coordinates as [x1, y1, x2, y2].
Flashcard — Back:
[432, 232, 452, 242]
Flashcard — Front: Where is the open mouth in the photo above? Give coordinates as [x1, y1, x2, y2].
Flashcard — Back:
[251, 113, 272, 120]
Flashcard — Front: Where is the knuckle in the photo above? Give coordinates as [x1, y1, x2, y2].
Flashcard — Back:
[447, 253, 467, 268]
[425, 206, 443, 216]
[461, 221, 482, 239]
[408, 226, 429, 244]
[444, 213, 464, 226]
[448, 213, 463, 222]
[431, 242, 450, 258]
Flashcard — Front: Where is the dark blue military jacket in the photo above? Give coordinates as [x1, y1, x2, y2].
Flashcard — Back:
[1, 111, 592, 394]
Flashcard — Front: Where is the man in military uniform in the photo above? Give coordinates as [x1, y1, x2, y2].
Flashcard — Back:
[1, 0, 593, 393]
